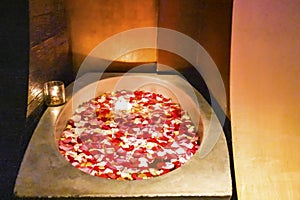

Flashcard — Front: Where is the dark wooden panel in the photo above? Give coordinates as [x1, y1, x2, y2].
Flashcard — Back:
[29, 31, 69, 73]
[30, 0, 59, 17]
[28, 31, 71, 103]
[29, 0, 66, 47]
[28, 0, 73, 118]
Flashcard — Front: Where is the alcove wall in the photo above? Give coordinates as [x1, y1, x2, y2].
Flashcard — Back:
[64, 0, 232, 114]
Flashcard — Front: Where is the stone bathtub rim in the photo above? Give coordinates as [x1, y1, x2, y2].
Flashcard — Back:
[14, 73, 232, 199]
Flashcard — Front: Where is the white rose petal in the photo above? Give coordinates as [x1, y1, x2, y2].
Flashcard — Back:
[176, 147, 186, 154]
[171, 142, 180, 148]
[103, 168, 113, 174]
[157, 151, 166, 157]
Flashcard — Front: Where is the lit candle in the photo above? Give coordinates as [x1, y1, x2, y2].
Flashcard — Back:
[49, 86, 59, 104]
[44, 81, 66, 106]
[51, 86, 59, 96]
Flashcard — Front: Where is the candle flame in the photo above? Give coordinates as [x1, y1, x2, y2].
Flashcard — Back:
[51, 86, 59, 96]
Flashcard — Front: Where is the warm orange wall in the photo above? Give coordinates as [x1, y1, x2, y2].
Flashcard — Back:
[157, 0, 232, 86]
[157, 0, 233, 115]
[65, 0, 233, 114]
[231, 0, 300, 199]
[65, 0, 158, 74]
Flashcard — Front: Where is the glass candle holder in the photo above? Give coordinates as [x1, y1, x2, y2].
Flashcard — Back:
[43, 81, 66, 106]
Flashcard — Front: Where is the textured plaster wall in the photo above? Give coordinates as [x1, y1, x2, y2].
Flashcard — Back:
[65, 0, 158, 73]
[65, 0, 232, 114]
[231, 0, 300, 199]
[157, 0, 233, 115]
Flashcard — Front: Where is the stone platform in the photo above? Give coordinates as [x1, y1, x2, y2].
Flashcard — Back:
[14, 73, 231, 199]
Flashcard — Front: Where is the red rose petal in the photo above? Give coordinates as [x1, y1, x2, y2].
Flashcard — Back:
[59, 90, 200, 180]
